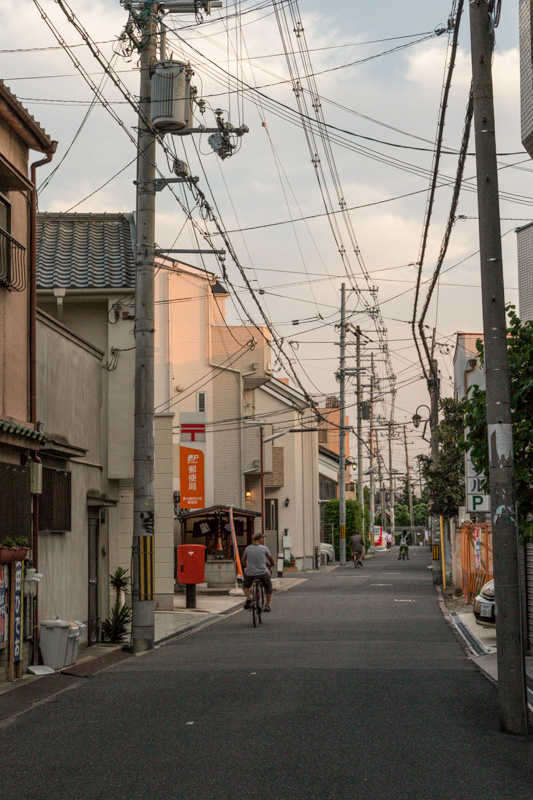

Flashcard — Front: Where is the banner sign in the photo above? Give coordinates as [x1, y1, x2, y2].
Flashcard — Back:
[474, 526, 481, 569]
[228, 506, 243, 580]
[180, 412, 206, 510]
[13, 562, 22, 664]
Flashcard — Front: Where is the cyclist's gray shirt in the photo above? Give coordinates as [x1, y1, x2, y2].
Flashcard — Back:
[243, 544, 272, 575]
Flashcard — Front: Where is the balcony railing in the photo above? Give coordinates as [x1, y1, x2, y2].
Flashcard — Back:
[0, 227, 26, 291]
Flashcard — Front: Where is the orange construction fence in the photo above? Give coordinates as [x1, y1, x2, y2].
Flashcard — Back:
[461, 522, 493, 603]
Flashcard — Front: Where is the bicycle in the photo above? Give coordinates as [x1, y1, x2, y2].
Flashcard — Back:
[250, 577, 266, 628]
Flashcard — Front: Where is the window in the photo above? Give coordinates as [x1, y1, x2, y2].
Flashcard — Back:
[0, 193, 25, 291]
[196, 392, 206, 413]
[0, 196, 10, 234]
[0, 461, 31, 538]
[39, 468, 71, 532]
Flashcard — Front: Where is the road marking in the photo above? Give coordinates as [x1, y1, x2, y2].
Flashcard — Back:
[250, 672, 256, 675]
[394, 599, 414, 603]
[370, 583, 393, 586]
[186, 721, 195, 726]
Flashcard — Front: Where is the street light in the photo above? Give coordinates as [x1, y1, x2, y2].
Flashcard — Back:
[412, 404, 430, 442]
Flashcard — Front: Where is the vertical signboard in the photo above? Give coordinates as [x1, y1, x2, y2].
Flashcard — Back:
[466, 452, 490, 513]
[13, 562, 22, 664]
[180, 412, 206, 510]
[0, 563, 7, 644]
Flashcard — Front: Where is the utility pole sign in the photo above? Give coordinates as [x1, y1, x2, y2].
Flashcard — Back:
[466, 452, 490, 513]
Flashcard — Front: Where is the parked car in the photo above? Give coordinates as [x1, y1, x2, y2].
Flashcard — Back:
[473, 579, 496, 627]
[319, 542, 335, 563]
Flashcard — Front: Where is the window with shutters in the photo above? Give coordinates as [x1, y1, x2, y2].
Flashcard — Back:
[39, 467, 71, 532]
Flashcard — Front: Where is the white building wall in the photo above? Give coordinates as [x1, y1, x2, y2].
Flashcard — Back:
[516, 223, 533, 322]
[255, 383, 320, 570]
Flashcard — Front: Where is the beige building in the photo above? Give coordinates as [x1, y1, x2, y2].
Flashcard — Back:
[154, 259, 320, 574]
[0, 83, 55, 682]
[37, 212, 176, 628]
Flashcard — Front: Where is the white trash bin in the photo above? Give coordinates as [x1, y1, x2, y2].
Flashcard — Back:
[39, 620, 70, 669]
[64, 621, 85, 666]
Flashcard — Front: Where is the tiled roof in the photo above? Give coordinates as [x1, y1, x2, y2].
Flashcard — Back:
[37, 212, 136, 289]
[0, 81, 54, 152]
[0, 419, 47, 444]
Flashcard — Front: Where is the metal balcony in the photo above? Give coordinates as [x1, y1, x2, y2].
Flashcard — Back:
[0, 227, 26, 291]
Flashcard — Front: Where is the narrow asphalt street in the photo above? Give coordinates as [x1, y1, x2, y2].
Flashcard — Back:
[2, 548, 532, 800]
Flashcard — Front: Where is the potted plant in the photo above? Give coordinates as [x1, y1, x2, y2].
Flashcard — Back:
[284, 554, 298, 573]
[0, 535, 29, 564]
[101, 567, 132, 644]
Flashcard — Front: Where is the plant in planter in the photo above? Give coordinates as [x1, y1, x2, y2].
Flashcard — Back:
[101, 567, 132, 644]
[284, 554, 298, 571]
[0, 535, 29, 563]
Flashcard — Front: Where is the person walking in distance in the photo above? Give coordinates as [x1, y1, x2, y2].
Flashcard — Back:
[350, 531, 365, 568]
[242, 532, 275, 612]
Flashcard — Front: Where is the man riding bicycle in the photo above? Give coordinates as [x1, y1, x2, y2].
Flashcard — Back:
[242, 532, 275, 612]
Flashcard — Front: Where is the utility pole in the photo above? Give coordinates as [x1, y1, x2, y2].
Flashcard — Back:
[388, 423, 395, 544]
[356, 326, 364, 545]
[131, 1, 158, 653]
[469, 0, 528, 735]
[404, 425, 415, 542]
[375, 430, 385, 535]
[129, 0, 225, 652]
[369, 355, 375, 538]
[429, 331, 441, 581]
[338, 283, 347, 566]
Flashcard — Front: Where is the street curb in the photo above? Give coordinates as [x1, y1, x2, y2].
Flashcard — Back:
[434, 585, 498, 685]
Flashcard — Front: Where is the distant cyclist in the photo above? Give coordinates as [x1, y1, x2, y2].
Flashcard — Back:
[398, 533, 410, 561]
[242, 533, 275, 612]
[350, 532, 365, 568]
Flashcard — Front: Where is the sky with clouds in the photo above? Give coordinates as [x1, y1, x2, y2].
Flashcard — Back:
[1, 0, 529, 475]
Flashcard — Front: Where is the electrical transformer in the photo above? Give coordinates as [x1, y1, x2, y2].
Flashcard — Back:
[151, 60, 194, 133]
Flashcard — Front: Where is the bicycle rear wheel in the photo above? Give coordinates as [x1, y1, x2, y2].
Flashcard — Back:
[251, 582, 260, 628]
[257, 584, 265, 624]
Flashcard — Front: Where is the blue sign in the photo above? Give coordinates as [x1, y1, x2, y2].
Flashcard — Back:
[13, 562, 22, 664]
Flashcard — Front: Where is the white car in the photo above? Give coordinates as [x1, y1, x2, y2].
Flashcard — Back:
[319, 542, 335, 563]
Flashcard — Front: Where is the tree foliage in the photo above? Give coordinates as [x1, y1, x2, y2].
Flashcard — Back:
[419, 397, 465, 519]
[323, 498, 363, 558]
[462, 306, 533, 541]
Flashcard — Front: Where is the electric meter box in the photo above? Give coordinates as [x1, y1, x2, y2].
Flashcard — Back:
[151, 60, 194, 133]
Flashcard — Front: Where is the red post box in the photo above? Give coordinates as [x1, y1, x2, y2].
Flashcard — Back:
[177, 544, 206, 584]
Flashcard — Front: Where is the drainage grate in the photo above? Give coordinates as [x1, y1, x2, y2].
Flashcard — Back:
[450, 612, 485, 655]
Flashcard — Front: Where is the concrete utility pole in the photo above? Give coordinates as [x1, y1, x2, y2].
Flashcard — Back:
[404, 425, 415, 541]
[469, 0, 528, 735]
[131, 1, 158, 653]
[369, 355, 375, 537]
[388, 424, 395, 544]
[375, 430, 385, 535]
[429, 333, 441, 581]
[356, 326, 365, 544]
[338, 283, 347, 566]
[129, 0, 224, 652]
